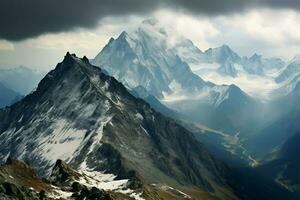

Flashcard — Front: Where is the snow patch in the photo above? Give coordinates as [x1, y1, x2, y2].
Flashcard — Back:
[140, 126, 150, 136]
[50, 186, 73, 199]
[78, 169, 128, 191]
[17, 115, 23, 123]
[135, 113, 144, 121]
[36, 119, 87, 164]
[77, 167, 145, 200]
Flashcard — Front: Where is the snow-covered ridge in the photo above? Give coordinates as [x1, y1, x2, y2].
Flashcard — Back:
[139, 20, 300, 101]
[0, 53, 120, 175]
[93, 19, 251, 109]
[92, 18, 300, 102]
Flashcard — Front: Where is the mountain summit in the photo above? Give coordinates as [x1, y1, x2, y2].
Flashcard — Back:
[204, 45, 241, 63]
[0, 53, 238, 199]
[93, 21, 206, 99]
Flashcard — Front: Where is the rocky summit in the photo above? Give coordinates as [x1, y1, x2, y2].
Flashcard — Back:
[0, 53, 239, 200]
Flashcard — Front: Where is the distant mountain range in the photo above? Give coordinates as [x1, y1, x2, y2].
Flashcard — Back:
[0, 82, 22, 108]
[0, 66, 45, 95]
[274, 57, 300, 97]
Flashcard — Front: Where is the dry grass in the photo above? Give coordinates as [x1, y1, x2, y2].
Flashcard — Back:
[1, 160, 52, 192]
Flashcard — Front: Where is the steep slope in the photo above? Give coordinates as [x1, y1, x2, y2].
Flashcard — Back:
[212, 85, 261, 131]
[274, 57, 300, 97]
[276, 57, 300, 83]
[0, 53, 238, 199]
[0, 82, 22, 108]
[93, 20, 206, 99]
[204, 45, 241, 64]
[163, 84, 261, 134]
[0, 159, 53, 200]
[129, 85, 180, 119]
[242, 53, 285, 76]
[177, 44, 241, 77]
[172, 38, 205, 65]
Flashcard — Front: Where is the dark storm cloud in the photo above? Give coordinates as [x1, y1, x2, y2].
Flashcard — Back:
[0, 0, 299, 41]
[0, 0, 160, 41]
[167, 0, 300, 15]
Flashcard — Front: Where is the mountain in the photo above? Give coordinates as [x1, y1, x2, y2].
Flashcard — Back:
[209, 85, 262, 133]
[174, 40, 285, 100]
[274, 73, 300, 98]
[92, 19, 259, 133]
[0, 66, 45, 95]
[176, 44, 242, 78]
[204, 45, 241, 64]
[172, 38, 205, 65]
[178, 43, 285, 79]
[273, 57, 300, 97]
[164, 84, 261, 134]
[241, 54, 285, 76]
[0, 53, 239, 200]
[276, 56, 300, 83]
[0, 82, 22, 108]
[93, 20, 207, 99]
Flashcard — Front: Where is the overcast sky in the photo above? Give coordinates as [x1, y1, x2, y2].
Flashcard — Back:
[0, 0, 300, 70]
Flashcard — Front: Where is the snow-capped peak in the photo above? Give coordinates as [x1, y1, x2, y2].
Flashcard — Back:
[204, 44, 241, 63]
[249, 53, 262, 61]
[92, 19, 207, 99]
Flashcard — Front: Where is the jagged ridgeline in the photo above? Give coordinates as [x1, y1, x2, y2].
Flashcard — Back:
[0, 53, 239, 200]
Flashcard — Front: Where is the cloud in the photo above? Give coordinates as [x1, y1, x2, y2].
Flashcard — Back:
[25, 16, 143, 55]
[0, 40, 14, 50]
[168, 0, 300, 15]
[0, 0, 299, 41]
[206, 9, 300, 59]
[0, 0, 158, 41]
[2, 8, 300, 70]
